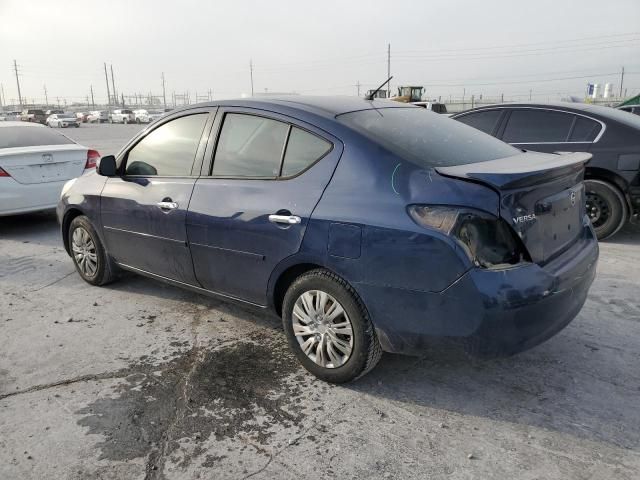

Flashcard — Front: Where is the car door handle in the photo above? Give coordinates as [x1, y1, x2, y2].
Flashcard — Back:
[268, 214, 301, 225]
[157, 201, 178, 210]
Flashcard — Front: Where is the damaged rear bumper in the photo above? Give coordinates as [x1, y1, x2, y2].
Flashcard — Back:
[357, 218, 599, 357]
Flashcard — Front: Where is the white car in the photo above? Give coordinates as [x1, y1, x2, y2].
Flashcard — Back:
[47, 113, 80, 128]
[87, 110, 109, 123]
[0, 122, 100, 216]
[133, 109, 150, 123]
[109, 109, 135, 124]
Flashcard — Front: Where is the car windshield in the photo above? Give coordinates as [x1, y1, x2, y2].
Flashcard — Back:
[0, 127, 74, 148]
[338, 107, 519, 167]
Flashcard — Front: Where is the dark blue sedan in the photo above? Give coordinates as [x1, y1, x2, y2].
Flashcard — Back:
[57, 97, 599, 383]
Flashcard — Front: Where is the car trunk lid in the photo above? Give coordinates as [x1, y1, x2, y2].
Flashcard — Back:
[435, 151, 591, 263]
[0, 144, 87, 184]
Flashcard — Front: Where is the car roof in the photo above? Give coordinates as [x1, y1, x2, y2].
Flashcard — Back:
[174, 95, 411, 119]
[0, 121, 45, 128]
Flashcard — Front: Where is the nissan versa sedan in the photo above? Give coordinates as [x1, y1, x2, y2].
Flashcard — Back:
[57, 97, 599, 383]
[452, 102, 640, 239]
[1, 122, 100, 216]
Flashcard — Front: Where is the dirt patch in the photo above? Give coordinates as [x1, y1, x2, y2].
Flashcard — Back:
[76, 336, 308, 473]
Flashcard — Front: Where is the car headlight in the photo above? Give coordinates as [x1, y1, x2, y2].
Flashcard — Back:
[407, 205, 531, 268]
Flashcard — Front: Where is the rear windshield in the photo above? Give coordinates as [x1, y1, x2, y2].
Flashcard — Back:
[0, 127, 74, 148]
[338, 107, 519, 167]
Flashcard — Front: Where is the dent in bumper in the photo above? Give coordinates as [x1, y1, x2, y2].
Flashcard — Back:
[358, 225, 599, 357]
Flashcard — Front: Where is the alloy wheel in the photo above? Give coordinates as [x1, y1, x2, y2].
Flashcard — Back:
[292, 290, 354, 368]
[71, 227, 98, 277]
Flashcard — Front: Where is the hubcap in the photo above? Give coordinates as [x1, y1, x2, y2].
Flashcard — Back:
[586, 191, 609, 228]
[292, 290, 353, 369]
[71, 227, 98, 277]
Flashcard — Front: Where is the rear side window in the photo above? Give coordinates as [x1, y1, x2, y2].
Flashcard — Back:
[213, 114, 289, 177]
[0, 126, 74, 148]
[502, 109, 574, 143]
[282, 127, 331, 177]
[569, 116, 601, 142]
[338, 107, 518, 167]
[125, 114, 207, 176]
[455, 110, 502, 135]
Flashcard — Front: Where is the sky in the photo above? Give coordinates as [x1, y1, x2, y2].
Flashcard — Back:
[1, 0, 639, 106]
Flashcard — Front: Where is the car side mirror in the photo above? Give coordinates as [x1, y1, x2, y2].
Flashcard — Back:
[97, 155, 118, 177]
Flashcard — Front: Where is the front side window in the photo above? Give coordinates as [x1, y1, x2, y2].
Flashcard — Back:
[125, 113, 207, 176]
[502, 109, 574, 143]
[455, 110, 502, 135]
[212, 113, 289, 177]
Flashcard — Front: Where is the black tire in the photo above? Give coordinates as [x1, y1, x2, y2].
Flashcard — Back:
[68, 215, 117, 286]
[282, 269, 382, 383]
[585, 179, 628, 240]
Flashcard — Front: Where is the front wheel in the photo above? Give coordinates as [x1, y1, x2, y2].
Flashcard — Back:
[282, 269, 382, 383]
[585, 179, 628, 240]
[69, 216, 117, 286]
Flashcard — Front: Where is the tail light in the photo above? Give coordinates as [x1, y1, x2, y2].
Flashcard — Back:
[408, 205, 530, 268]
[85, 149, 100, 170]
[0, 167, 10, 177]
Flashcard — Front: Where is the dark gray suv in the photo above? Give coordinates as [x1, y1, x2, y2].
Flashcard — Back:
[453, 102, 640, 239]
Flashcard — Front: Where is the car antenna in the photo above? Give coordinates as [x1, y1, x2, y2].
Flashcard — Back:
[365, 76, 393, 101]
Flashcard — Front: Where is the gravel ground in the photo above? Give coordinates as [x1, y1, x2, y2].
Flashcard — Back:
[1, 124, 639, 479]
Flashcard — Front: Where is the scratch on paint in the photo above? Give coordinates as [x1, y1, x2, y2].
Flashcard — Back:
[391, 163, 401, 194]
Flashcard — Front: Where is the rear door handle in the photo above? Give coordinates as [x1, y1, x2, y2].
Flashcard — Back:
[268, 214, 301, 225]
[157, 201, 178, 211]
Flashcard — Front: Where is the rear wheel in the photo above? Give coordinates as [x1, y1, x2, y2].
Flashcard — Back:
[69, 216, 117, 286]
[585, 179, 628, 240]
[282, 269, 382, 383]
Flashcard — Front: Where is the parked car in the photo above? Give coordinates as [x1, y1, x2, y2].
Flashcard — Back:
[75, 112, 90, 122]
[0, 111, 21, 121]
[148, 110, 167, 122]
[133, 109, 150, 123]
[109, 109, 135, 124]
[87, 110, 109, 123]
[618, 104, 640, 116]
[47, 113, 80, 128]
[0, 121, 99, 216]
[58, 97, 598, 383]
[452, 102, 640, 239]
[45, 109, 65, 116]
[20, 109, 47, 124]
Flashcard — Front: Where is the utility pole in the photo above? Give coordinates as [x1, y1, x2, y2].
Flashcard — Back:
[90, 85, 95, 108]
[387, 44, 391, 98]
[104, 63, 111, 108]
[619, 66, 625, 99]
[121, 93, 125, 108]
[250, 59, 254, 97]
[161, 72, 167, 110]
[1, 84, 5, 109]
[355, 80, 361, 97]
[110, 65, 117, 105]
[43, 85, 48, 107]
[56, 97, 61, 108]
[208, 88, 212, 101]
[13, 60, 23, 107]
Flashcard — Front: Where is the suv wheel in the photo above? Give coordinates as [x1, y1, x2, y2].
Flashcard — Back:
[585, 179, 628, 240]
[69, 216, 117, 286]
[282, 269, 382, 383]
